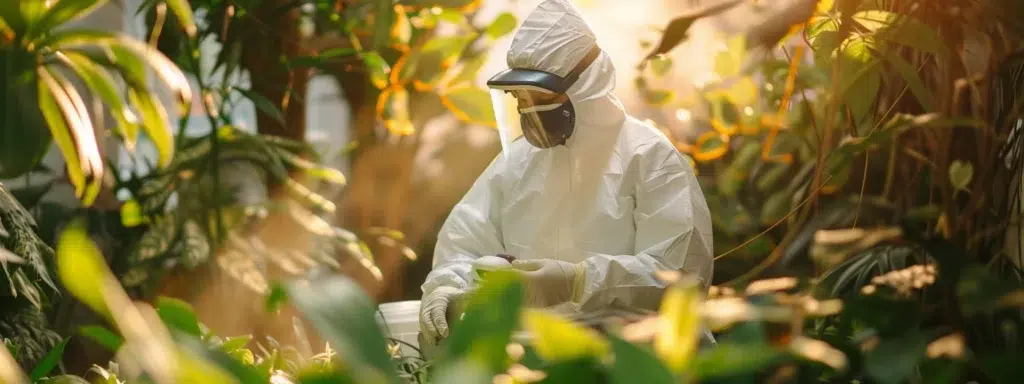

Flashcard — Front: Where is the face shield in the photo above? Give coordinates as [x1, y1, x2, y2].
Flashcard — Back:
[489, 88, 574, 157]
[487, 45, 602, 159]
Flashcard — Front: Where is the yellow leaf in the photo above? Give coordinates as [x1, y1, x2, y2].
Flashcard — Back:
[654, 282, 702, 374]
[522, 310, 610, 363]
[121, 199, 143, 227]
[441, 87, 495, 126]
[377, 87, 415, 135]
[692, 132, 729, 162]
[713, 35, 747, 77]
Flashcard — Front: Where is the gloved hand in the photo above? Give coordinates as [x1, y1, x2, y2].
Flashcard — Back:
[511, 259, 587, 308]
[419, 286, 464, 344]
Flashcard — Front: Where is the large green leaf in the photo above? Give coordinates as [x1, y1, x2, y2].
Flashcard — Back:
[56, 217, 113, 317]
[853, 10, 946, 56]
[49, 31, 192, 112]
[57, 51, 139, 145]
[162, 0, 196, 37]
[609, 337, 674, 384]
[441, 270, 524, 373]
[156, 296, 202, 337]
[0, 2, 28, 35]
[235, 86, 284, 125]
[77, 325, 123, 351]
[28, 337, 69, 381]
[862, 331, 930, 384]
[441, 87, 495, 126]
[886, 54, 934, 110]
[485, 13, 517, 39]
[286, 276, 399, 384]
[0, 54, 51, 179]
[838, 37, 881, 124]
[28, 0, 106, 40]
[691, 341, 781, 380]
[37, 66, 102, 206]
[128, 87, 175, 167]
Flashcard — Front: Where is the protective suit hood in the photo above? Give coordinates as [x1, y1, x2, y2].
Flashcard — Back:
[506, 0, 619, 114]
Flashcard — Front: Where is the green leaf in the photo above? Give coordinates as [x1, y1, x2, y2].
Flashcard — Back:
[175, 336, 268, 384]
[286, 276, 399, 383]
[265, 283, 289, 313]
[441, 87, 495, 126]
[291, 48, 358, 68]
[120, 199, 143, 228]
[59, 51, 139, 145]
[650, 55, 672, 77]
[0, 3, 27, 35]
[441, 270, 524, 373]
[446, 55, 487, 87]
[156, 296, 202, 337]
[29, 337, 69, 381]
[181, 220, 210, 268]
[691, 342, 781, 380]
[643, 89, 675, 106]
[373, 0, 394, 50]
[235, 86, 285, 125]
[887, 54, 934, 111]
[714, 35, 747, 77]
[28, 0, 105, 40]
[50, 32, 192, 113]
[761, 191, 792, 225]
[361, 52, 390, 89]
[128, 88, 175, 168]
[431, 358, 490, 384]
[853, 11, 945, 56]
[948, 160, 973, 191]
[56, 218, 113, 317]
[863, 331, 929, 384]
[296, 371, 356, 384]
[609, 337, 674, 384]
[485, 13, 517, 39]
[132, 209, 179, 264]
[220, 336, 252, 352]
[78, 325, 123, 351]
[37, 67, 102, 206]
[163, 0, 197, 37]
[37, 375, 91, 384]
[838, 37, 882, 124]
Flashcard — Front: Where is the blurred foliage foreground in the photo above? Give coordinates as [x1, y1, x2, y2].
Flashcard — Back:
[3, 219, 1024, 384]
[3, 0, 1024, 383]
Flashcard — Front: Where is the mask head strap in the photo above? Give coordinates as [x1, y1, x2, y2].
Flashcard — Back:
[560, 44, 602, 92]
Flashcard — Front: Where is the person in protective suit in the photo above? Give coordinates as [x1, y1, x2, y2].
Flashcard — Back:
[419, 0, 714, 344]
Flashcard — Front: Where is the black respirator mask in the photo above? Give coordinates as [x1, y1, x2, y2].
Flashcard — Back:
[487, 45, 601, 149]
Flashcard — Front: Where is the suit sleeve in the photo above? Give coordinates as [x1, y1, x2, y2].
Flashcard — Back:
[574, 140, 714, 311]
[421, 156, 506, 294]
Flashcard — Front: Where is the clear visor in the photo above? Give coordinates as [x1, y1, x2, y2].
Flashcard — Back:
[489, 88, 561, 159]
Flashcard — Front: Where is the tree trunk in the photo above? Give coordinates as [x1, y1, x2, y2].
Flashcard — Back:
[241, 0, 308, 140]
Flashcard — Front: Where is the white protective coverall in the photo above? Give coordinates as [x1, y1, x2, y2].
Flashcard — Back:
[422, 0, 714, 314]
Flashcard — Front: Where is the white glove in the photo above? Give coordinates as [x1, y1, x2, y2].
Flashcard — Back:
[511, 259, 587, 308]
[419, 286, 464, 343]
[471, 255, 514, 281]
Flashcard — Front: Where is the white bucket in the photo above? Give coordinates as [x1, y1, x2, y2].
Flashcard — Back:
[376, 300, 422, 357]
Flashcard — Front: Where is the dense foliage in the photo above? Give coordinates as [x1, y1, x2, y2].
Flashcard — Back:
[2, 0, 1024, 383]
